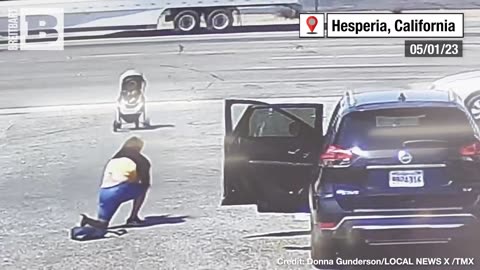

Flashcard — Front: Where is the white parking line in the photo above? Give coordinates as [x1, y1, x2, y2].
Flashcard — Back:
[224, 75, 439, 84]
[271, 54, 402, 60]
[243, 63, 443, 71]
[78, 53, 145, 59]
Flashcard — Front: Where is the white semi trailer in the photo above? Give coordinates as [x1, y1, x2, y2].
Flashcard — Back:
[0, 0, 302, 34]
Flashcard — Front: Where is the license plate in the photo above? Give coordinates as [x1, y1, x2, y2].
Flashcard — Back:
[389, 170, 424, 187]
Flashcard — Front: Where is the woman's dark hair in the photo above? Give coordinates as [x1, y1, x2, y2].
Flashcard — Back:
[121, 136, 144, 152]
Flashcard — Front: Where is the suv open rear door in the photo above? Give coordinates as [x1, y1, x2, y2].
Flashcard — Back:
[222, 99, 324, 213]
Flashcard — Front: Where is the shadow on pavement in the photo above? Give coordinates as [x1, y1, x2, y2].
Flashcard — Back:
[110, 214, 189, 229]
[115, 124, 175, 133]
[70, 226, 128, 242]
[130, 124, 175, 131]
[284, 246, 310, 251]
[245, 230, 310, 239]
[70, 215, 188, 242]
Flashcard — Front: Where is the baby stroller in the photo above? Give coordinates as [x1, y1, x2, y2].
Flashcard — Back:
[113, 69, 150, 132]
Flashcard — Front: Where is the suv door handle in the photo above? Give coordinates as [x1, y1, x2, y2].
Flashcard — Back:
[288, 149, 301, 155]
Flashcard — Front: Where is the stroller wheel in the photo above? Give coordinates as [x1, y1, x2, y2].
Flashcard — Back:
[143, 117, 151, 127]
[113, 120, 121, 132]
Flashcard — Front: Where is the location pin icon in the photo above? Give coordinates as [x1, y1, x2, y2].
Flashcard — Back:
[306, 16, 318, 33]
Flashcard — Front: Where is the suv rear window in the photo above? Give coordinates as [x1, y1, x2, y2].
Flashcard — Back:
[335, 107, 477, 150]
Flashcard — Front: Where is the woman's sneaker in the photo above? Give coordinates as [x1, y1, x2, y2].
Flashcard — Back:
[80, 214, 108, 229]
[126, 216, 144, 226]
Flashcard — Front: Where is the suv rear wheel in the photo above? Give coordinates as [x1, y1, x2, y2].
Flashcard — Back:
[310, 218, 337, 267]
[466, 91, 480, 121]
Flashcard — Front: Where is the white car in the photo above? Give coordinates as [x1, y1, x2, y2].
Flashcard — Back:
[430, 70, 480, 121]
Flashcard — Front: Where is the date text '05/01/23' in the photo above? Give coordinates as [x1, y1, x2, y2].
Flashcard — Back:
[405, 40, 463, 57]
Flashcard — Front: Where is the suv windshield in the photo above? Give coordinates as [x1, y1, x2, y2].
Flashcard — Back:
[335, 107, 477, 150]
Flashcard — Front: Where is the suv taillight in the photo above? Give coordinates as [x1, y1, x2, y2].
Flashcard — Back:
[460, 141, 480, 157]
[320, 145, 353, 166]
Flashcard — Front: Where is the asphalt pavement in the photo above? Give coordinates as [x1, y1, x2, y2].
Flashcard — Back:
[1, 22, 480, 270]
[2, 31, 480, 109]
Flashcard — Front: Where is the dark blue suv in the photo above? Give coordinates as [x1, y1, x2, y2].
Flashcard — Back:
[221, 90, 480, 261]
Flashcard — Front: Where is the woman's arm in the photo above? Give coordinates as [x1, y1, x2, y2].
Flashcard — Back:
[138, 156, 151, 188]
[141, 166, 151, 188]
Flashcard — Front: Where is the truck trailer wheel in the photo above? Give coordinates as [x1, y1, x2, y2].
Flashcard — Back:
[207, 9, 233, 32]
[174, 10, 200, 33]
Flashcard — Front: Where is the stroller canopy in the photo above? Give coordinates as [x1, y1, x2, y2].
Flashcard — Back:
[119, 69, 146, 94]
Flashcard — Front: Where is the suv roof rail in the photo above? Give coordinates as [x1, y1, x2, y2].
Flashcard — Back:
[344, 90, 356, 107]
